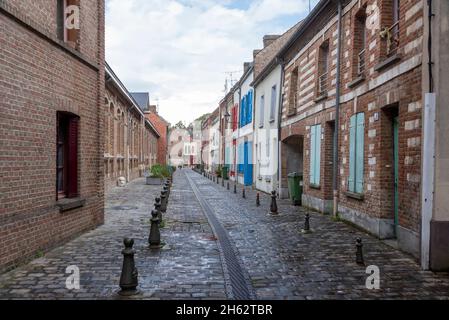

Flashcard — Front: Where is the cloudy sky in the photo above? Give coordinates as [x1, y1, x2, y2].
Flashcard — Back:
[105, 0, 319, 125]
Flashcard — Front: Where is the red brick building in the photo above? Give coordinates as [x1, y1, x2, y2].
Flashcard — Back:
[145, 105, 169, 166]
[105, 69, 160, 192]
[279, 0, 424, 258]
[0, 0, 105, 272]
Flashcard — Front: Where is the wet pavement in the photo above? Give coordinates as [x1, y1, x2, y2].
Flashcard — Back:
[0, 169, 449, 300]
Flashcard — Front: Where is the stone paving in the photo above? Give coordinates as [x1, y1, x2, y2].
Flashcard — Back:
[0, 168, 449, 300]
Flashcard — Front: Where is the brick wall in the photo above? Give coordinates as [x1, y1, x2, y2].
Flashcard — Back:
[146, 111, 168, 165]
[280, 0, 424, 249]
[0, 0, 105, 272]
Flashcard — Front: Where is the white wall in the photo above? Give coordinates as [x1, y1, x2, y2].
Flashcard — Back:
[254, 65, 281, 193]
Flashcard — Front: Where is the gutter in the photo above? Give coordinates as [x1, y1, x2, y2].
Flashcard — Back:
[332, 0, 343, 217]
[277, 57, 285, 196]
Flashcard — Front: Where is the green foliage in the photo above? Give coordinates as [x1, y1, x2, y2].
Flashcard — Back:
[149, 164, 172, 178]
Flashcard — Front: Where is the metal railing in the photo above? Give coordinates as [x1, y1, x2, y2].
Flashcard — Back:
[381, 21, 400, 56]
[357, 49, 366, 76]
[318, 72, 328, 95]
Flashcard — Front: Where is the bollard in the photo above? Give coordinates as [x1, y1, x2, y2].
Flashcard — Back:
[304, 213, 310, 232]
[233, 184, 237, 194]
[154, 197, 162, 224]
[118, 238, 139, 296]
[149, 210, 162, 249]
[356, 238, 364, 265]
[242, 188, 246, 199]
[163, 185, 169, 201]
[227, 182, 230, 190]
[222, 178, 225, 187]
[160, 191, 168, 213]
[256, 193, 260, 207]
[270, 191, 278, 215]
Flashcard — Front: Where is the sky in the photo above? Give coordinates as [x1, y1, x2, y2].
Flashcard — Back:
[105, 0, 320, 125]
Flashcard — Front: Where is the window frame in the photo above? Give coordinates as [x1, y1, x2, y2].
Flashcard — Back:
[309, 124, 322, 186]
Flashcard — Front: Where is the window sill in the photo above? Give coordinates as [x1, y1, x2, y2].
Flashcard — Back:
[347, 75, 365, 88]
[314, 93, 328, 103]
[269, 119, 275, 123]
[374, 54, 402, 72]
[287, 110, 297, 117]
[56, 198, 86, 213]
[309, 183, 321, 190]
[344, 191, 364, 201]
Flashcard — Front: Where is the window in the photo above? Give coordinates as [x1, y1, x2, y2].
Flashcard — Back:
[309, 124, 321, 186]
[354, 8, 367, 76]
[266, 133, 270, 158]
[317, 41, 329, 95]
[240, 90, 253, 127]
[348, 113, 365, 194]
[259, 95, 265, 128]
[56, 112, 79, 199]
[238, 143, 244, 173]
[232, 105, 238, 131]
[380, 0, 400, 57]
[57, 0, 79, 49]
[288, 67, 298, 115]
[270, 85, 277, 121]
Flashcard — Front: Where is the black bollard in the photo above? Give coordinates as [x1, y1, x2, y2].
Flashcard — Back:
[222, 178, 225, 187]
[154, 197, 162, 225]
[356, 238, 364, 265]
[242, 188, 246, 199]
[149, 210, 162, 249]
[304, 213, 310, 232]
[256, 193, 260, 207]
[160, 191, 168, 213]
[234, 184, 237, 194]
[270, 191, 278, 215]
[163, 185, 169, 201]
[227, 182, 230, 190]
[118, 238, 139, 296]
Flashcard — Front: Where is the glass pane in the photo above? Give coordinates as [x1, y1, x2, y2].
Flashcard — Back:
[57, 169, 63, 192]
[57, 144, 64, 167]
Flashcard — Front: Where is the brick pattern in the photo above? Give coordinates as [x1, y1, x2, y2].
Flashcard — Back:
[104, 85, 158, 192]
[0, 0, 105, 273]
[280, 0, 424, 237]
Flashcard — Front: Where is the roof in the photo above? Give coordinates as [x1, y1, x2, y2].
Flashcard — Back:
[130, 92, 150, 111]
[252, 20, 304, 87]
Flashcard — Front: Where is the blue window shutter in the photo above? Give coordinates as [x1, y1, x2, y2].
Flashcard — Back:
[355, 113, 365, 193]
[310, 126, 316, 184]
[348, 115, 357, 192]
[248, 91, 253, 124]
[240, 97, 245, 127]
[315, 125, 321, 185]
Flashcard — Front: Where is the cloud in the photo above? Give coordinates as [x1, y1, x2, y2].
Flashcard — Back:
[106, 0, 313, 125]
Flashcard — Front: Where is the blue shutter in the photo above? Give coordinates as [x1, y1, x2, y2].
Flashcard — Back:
[310, 126, 316, 184]
[309, 125, 321, 185]
[348, 115, 357, 192]
[355, 113, 365, 193]
[247, 91, 253, 124]
[315, 125, 321, 185]
[240, 97, 245, 127]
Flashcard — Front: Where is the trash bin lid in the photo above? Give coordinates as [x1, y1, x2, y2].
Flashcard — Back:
[288, 172, 300, 177]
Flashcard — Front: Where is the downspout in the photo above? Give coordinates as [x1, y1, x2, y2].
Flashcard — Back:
[332, 0, 343, 217]
[277, 58, 285, 197]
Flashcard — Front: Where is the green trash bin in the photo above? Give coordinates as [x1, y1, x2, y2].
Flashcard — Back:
[222, 166, 229, 180]
[287, 172, 303, 206]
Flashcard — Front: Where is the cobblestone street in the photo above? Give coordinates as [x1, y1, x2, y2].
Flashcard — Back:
[1, 169, 449, 300]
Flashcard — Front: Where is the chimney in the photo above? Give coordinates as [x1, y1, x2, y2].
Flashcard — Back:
[149, 105, 158, 114]
[263, 35, 281, 48]
[253, 49, 261, 59]
[243, 62, 251, 74]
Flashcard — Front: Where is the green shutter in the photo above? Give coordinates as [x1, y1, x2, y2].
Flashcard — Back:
[310, 126, 316, 184]
[355, 113, 365, 193]
[348, 115, 356, 192]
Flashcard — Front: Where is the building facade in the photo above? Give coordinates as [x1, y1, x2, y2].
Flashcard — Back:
[253, 29, 302, 194]
[0, 0, 105, 272]
[104, 72, 159, 192]
[237, 63, 255, 186]
[279, 0, 424, 258]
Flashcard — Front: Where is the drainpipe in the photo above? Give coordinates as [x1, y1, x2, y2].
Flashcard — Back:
[277, 58, 285, 198]
[332, 0, 343, 217]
